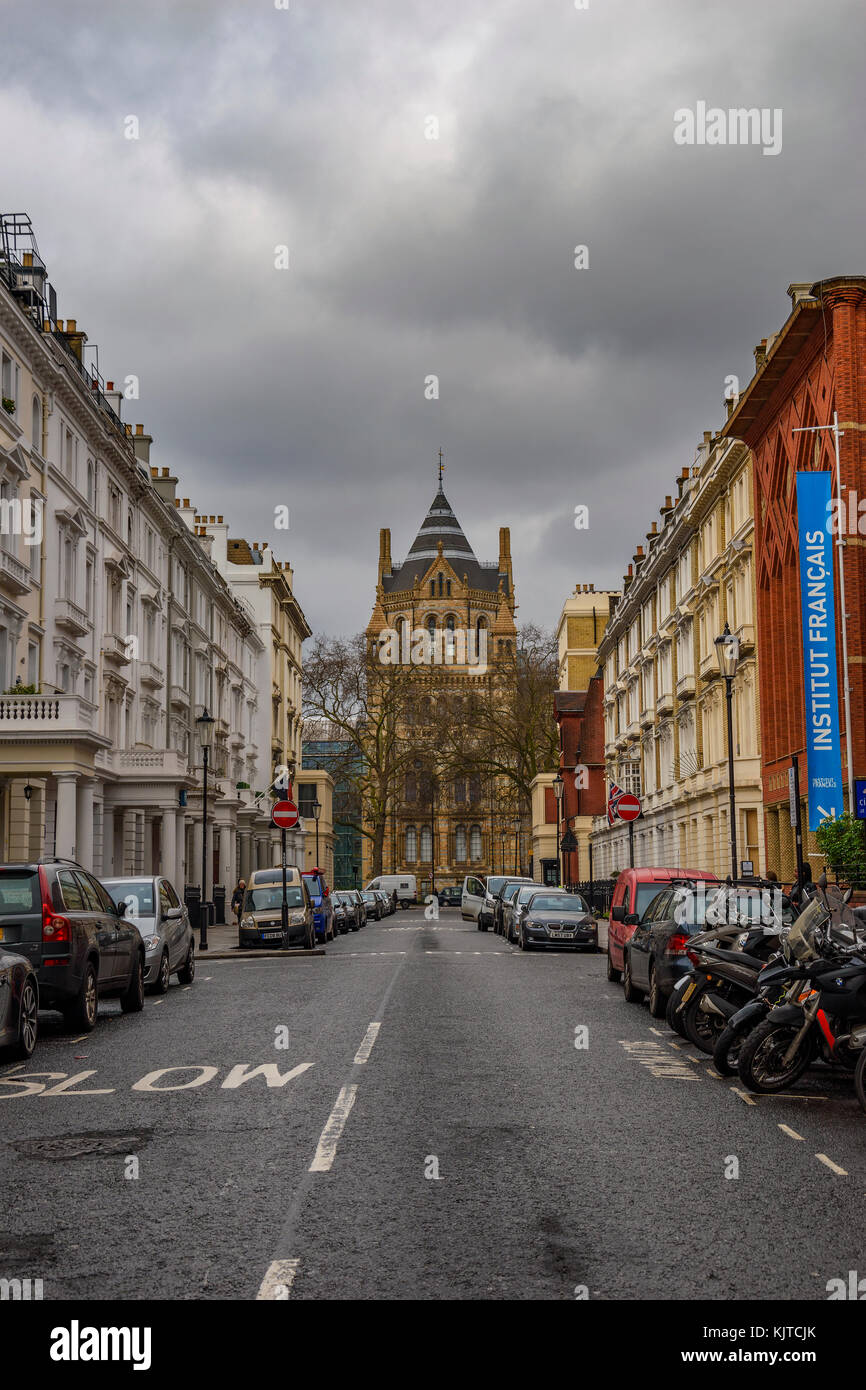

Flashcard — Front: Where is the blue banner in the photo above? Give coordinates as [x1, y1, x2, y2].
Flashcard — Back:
[796, 471, 844, 829]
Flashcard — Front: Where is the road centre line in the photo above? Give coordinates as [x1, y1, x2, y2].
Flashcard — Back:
[309, 1085, 358, 1172]
[257, 1259, 301, 1300]
[353, 1022, 381, 1064]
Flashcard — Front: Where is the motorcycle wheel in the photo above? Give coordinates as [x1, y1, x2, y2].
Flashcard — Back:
[666, 987, 688, 1037]
[738, 1018, 814, 1094]
[712, 1014, 758, 1077]
[855, 1049, 866, 1115]
[683, 991, 725, 1055]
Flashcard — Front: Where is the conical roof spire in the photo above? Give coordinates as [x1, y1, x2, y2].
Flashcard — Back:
[405, 483, 478, 567]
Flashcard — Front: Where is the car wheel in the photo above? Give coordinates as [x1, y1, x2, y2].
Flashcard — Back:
[151, 950, 170, 996]
[120, 954, 145, 1013]
[12, 978, 38, 1059]
[178, 943, 196, 985]
[63, 960, 98, 1032]
[622, 952, 644, 1003]
[647, 962, 666, 1017]
[606, 949, 621, 982]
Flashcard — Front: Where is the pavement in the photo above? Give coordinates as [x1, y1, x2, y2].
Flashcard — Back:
[1, 906, 863, 1301]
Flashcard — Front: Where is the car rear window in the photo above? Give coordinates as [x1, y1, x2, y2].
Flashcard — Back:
[105, 880, 156, 915]
[635, 884, 670, 917]
[303, 874, 324, 895]
[486, 877, 507, 895]
[0, 871, 40, 915]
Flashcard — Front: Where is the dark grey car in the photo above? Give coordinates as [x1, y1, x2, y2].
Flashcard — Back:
[516, 891, 598, 952]
[0, 948, 39, 1058]
[0, 858, 145, 1031]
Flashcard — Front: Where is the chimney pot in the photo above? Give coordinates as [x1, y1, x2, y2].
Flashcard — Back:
[66, 319, 76, 332]
[183, 499, 190, 507]
[174, 498, 180, 507]
[135, 424, 143, 435]
[106, 381, 114, 390]
[217, 515, 223, 524]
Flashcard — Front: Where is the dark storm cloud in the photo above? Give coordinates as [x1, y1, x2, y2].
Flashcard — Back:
[3, 0, 864, 636]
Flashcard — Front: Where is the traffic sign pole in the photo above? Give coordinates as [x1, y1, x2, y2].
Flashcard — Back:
[629, 820, 634, 869]
[281, 828, 289, 949]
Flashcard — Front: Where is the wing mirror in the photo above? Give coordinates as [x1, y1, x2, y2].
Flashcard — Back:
[163, 906, 183, 920]
[624, 912, 640, 927]
[115, 900, 127, 917]
[611, 904, 625, 922]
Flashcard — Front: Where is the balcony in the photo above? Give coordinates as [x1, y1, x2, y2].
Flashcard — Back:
[0, 548, 31, 595]
[735, 622, 755, 653]
[100, 748, 190, 779]
[699, 651, 719, 681]
[140, 660, 164, 689]
[639, 703, 656, 729]
[103, 632, 132, 665]
[0, 693, 106, 742]
[170, 683, 190, 709]
[657, 689, 674, 716]
[676, 673, 696, 700]
[56, 597, 90, 637]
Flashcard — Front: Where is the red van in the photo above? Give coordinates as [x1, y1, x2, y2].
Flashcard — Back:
[606, 867, 719, 982]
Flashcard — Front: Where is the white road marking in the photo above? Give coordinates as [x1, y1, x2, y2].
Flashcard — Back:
[779, 1124, 804, 1141]
[309, 1085, 358, 1172]
[257, 1258, 301, 1299]
[731, 1087, 757, 1106]
[69, 1035, 89, 1044]
[816, 1153, 848, 1176]
[353, 1023, 381, 1064]
[706, 1068, 723, 1079]
[649, 1027, 664, 1037]
[151, 999, 165, 1007]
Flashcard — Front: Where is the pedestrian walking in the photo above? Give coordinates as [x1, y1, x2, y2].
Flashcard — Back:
[231, 879, 246, 924]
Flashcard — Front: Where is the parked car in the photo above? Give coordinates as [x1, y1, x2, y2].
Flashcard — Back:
[374, 890, 394, 916]
[503, 884, 566, 944]
[366, 874, 417, 907]
[515, 890, 597, 952]
[607, 866, 719, 983]
[493, 878, 536, 935]
[238, 868, 314, 949]
[361, 890, 385, 921]
[333, 891, 360, 931]
[348, 889, 368, 927]
[436, 884, 463, 909]
[0, 948, 39, 1059]
[622, 880, 715, 1014]
[462, 875, 512, 930]
[332, 896, 350, 934]
[302, 869, 335, 942]
[102, 875, 195, 993]
[0, 858, 145, 1031]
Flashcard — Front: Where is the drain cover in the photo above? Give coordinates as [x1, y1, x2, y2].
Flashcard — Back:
[9, 1129, 153, 1160]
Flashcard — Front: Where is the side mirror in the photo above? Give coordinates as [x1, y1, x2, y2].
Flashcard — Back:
[164, 906, 182, 921]
[115, 900, 127, 917]
[611, 904, 625, 922]
[624, 912, 640, 927]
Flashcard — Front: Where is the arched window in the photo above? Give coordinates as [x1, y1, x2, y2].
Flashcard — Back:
[31, 396, 41, 450]
[445, 614, 456, 659]
[430, 580, 435, 597]
[438, 574, 443, 596]
[405, 826, 417, 862]
[446, 580, 451, 596]
[426, 615, 436, 639]
[420, 824, 432, 860]
[87, 460, 95, 507]
[455, 825, 467, 861]
[469, 824, 483, 861]
[453, 776, 466, 803]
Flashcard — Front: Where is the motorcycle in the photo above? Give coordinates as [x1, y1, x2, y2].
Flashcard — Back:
[737, 895, 866, 1093]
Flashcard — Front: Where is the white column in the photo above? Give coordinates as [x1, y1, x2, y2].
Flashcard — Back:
[219, 823, 232, 888]
[176, 815, 187, 890]
[161, 807, 177, 884]
[122, 809, 137, 874]
[76, 779, 95, 873]
[238, 831, 252, 880]
[55, 774, 78, 858]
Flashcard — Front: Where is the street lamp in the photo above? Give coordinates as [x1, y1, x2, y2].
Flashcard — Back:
[312, 796, 322, 867]
[513, 814, 521, 874]
[714, 623, 741, 881]
[196, 707, 215, 950]
[552, 773, 564, 887]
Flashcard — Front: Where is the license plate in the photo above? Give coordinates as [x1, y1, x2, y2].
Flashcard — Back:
[551, 929, 575, 939]
[263, 931, 282, 940]
[680, 979, 698, 1004]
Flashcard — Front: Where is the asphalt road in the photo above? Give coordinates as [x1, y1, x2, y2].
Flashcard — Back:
[1, 907, 863, 1301]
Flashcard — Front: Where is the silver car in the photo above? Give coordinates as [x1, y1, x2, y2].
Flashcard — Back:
[102, 876, 195, 993]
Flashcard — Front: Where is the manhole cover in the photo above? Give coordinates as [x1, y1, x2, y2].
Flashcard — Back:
[9, 1129, 153, 1160]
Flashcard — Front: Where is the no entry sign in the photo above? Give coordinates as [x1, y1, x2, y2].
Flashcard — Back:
[614, 793, 642, 823]
[271, 800, 299, 830]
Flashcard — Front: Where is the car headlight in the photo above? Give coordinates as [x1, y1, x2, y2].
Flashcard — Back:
[527, 919, 540, 928]
[143, 935, 161, 952]
[290, 911, 305, 924]
[242, 916, 256, 929]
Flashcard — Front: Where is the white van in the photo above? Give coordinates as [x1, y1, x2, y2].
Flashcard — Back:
[366, 874, 417, 908]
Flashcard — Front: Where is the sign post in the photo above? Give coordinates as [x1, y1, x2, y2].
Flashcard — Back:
[612, 792, 641, 870]
[271, 800, 299, 949]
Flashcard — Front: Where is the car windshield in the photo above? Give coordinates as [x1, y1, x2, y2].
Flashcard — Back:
[503, 883, 524, 901]
[105, 880, 155, 915]
[0, 871, 39, 915]
[516, 886, 541, 905]
[529, 894, 588, 913]
[486, 877, 507, 896]
[244, 887, 304, 912]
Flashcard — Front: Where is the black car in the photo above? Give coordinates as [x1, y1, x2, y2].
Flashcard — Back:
[332, 897, 350, 934]
[361, 890, 385, 921]
[622, 882, 703, 1014]
[436, 885, 463, 909]
[0, 948, 39, 1059]
[333, 891, 362, 931]
[516, 891, 597, 951]
[0, 858, 145, 1031]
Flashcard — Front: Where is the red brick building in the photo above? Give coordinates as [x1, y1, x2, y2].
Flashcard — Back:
[551, 678, 607, 885]
[722, 277, 866, 877]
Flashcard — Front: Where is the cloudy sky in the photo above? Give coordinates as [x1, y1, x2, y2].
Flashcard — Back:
[4, 0, 864, 638]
